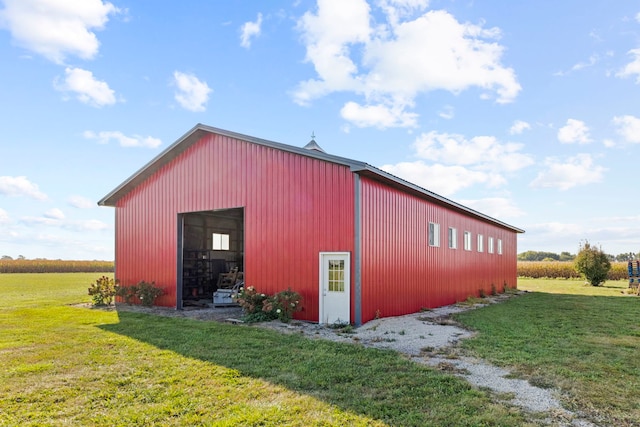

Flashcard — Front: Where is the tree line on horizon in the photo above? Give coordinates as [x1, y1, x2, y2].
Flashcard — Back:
[518, 250, 640, 262]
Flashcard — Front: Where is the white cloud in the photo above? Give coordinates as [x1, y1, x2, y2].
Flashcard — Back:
[612, 115, 640, 144]
[340, 101, 418, 128]
[84, 130, 162, 148]
[294, 0, 371, 104]
[44, 208, 65, 220]
[67, 195, 95, 209]
[68, 219, 109, 231]
[618, 49, 640, 83]
[380, 161, 494, 196]
[530, 153, 606, 190]
[438, 105, 454, 119]
[554, 54, 601, 76]
[521, 220, 640, 255]
[557, 119, 591, 144]
[54, 67, 117, 107]
[20, 213, 108, 231]
[294, 3, 520, 129]
[509, 120, 531, 135]
[380, 130, 532, 196]
[0, 208, 9, 224]
[173, 71, 212, 112]
[0, 176, 47, 200]
[412, 131, 534, 172]
[240, 12, 263, 48]
[0, 0, 119, 64]
[459, 197, 525, 219]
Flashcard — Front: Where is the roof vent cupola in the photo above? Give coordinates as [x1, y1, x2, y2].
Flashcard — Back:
[303, 131, 325, 153]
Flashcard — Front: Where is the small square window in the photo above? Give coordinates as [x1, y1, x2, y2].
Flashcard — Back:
[448, 227, 457, 249]
[212, 233, 230, 250]
[429, 222, 440, 247]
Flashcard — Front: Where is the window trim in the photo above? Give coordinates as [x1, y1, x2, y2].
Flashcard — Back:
[488, 236, 494, 254]
[463, 231, 472, 251]
[497, 239, 503, 255]
[429, 222, 440, 247]
[477, 234, 484, 253]
[448, 227, 457, 249]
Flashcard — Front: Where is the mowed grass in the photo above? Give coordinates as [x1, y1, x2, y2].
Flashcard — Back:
[0, 273, 529, 426]
[454, 278, 640, 426]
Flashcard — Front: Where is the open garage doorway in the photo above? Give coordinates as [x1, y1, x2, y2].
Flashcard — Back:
[177, 207, 244, 309]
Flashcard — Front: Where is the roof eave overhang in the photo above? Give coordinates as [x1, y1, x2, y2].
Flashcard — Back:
[351, 165, 525, 234]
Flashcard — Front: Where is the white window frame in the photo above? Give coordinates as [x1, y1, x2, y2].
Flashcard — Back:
[212, 233, 230, 250]
[477, 234, 484, 253]
[448, 227, 457, 249]
[497, 239, 503, 255]
[488, 236, 494, 254]
[429, 222, 440, 247]
[463, 231, 472, 251]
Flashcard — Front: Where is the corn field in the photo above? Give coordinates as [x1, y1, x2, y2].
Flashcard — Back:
[0, 259, 114, 274]
[1, 259, 630, 279]
[518, 261, 629, 280]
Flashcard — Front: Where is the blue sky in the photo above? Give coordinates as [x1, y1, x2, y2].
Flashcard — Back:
[1, 0, 639, 260]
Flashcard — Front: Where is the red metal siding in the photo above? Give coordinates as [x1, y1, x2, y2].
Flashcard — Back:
[115, 134, 355, 321]
[359, 177, 517, 324]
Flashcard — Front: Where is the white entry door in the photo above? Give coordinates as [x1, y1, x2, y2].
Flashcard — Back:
[319, 252, 350, 325]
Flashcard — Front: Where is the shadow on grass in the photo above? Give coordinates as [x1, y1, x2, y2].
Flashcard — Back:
[100, 311, 524, 426]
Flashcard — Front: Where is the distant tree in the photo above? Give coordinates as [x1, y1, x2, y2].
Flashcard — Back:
[615, 252, 638, 262]
[1, 255, 13, 260]
[17, 255, 25, 260]
[517, 251, 560, 261]
[559, 251, 575, 261]
[518, 251, 538, 261]
[574, 241, 611, 286]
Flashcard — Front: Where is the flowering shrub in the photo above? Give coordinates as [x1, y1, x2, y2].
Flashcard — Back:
[235, 286, 302, 323]
[88, 276, 119, 306]
[115, 280, 164, 307]
[235, 286, 271, 322]
[270, 288, 303, 322]
[136, 281, 164, 307]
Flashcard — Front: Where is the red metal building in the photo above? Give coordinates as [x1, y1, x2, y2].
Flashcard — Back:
[99, 124, 523, 325]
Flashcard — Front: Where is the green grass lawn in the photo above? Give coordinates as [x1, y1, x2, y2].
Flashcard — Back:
[454, 278, 640, 426]
[3, 274, 639, 426]
[0, 273, 528, 426]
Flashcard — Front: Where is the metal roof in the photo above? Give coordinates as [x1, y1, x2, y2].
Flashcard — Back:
[98, 123, 524, 234]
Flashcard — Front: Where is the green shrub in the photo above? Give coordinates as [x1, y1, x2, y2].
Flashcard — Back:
[235, 286, 302, 323]
[88, 276, 119, 306]
[234, 286, 271, 322]
[136, 281, 164, 307]
[115, 281, 164, 307]
[574, 241, 611, 286]
[115, 284, 137, 304]
[269, 288, 303, 322]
